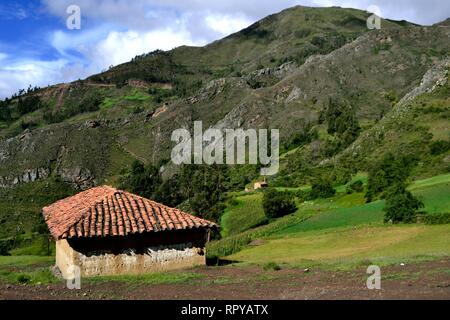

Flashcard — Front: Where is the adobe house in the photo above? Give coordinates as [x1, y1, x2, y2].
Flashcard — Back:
[42, 186, 217, 278]
[254, 179, 268, 190]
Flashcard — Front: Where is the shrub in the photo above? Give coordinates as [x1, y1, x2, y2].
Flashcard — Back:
[16, 274, 31, 284]
[0, 238, 13, 255]
[263, 262, 281, 271]
[346, 180, 364, 194]
[294, 29, 312, 38]
[20, 120, 38, 130]
[429, 140, 450, 155]
[281, 124, 318, 153]
[420, 212, 450, 225]
[366, 152, 418, 202]
[17, 95, 43, 115]
[119, 160, 161, 200]
[77, 94, 102, 113]
[262, 189, 297, 219]
[0, 100, 11, 121]
[44, 94, 102, 123]
[320, 98, 360, 150]
[383, 184, 424, 223]
[309, 179, 336, 200]
[295, 189, 310, 202]
[148, 87, 174, 103]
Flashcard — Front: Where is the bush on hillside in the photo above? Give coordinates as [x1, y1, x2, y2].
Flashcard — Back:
[365, 152, 418, 202]
[281, 124, 318, 153]
[120, 162, 231, 222]
[429, 140, 450, 155]
[263, 262, 281, 271]
[309, 179, 336, 199]
[419, 212, 450, 225]
[383, 184, 424, 223]
[119, 160, 162, 200]
[17, 95, 43, 115]
[0, 238, 13, 255]
[346, 180, 364, 194]
[0, 100, 11, 121]
[262, 189, 297, 219]
[44, 94, 102, 124]
[319, 98, 361, 154]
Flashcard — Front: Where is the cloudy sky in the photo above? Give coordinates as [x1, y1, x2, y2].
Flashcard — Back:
[0, 0, 449, 98]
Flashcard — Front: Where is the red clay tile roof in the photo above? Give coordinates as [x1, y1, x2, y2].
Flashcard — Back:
[42, 186, 217, 240]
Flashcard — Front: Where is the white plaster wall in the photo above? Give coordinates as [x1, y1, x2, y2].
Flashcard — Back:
[57, 242, 206, 277]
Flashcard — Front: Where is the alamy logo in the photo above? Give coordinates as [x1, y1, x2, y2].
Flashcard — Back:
[367, 5, 382, 30]
[366, 265, 381, 290]
[66, 265, 81, 290]
[66, 5, 81, 30]
[171, 121, 279, 175]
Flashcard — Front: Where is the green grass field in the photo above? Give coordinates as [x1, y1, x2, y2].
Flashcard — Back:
[87, 271, 203, 285]
[227, 224, 450, 269]
[274, 200, 384, 236]
[220, 193, 267, 237]
[0, 255, 56, 285]
[214, 173, 450, 268]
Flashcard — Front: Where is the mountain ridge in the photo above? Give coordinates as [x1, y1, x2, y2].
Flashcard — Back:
[0, 6, 448, 192]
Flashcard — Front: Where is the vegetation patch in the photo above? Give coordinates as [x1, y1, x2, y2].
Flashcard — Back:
[220, 193, 267, 237]
[0, 255, 56, 285]
[87, 271, 203, 285]
[227, 224, 450, 268]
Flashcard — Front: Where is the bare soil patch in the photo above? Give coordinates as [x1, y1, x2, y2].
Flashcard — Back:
[1, 259, 449, 300]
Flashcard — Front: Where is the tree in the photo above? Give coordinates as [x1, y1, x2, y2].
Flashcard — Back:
[365, 152, 418, 202]
[34, 213, 52, 256]
[130, 163, 231, 222]
[429, 140, 450, 155]
[185, 165, 229, 222]
[155, 174, 184, 208]
[383, 184, 423, 223]
[17, 95, 42, 115]
[262, 189, 297, 219]
[319, 98, 361, 154]
[0, 100, 11, 121]
[346, 180, 364, 194]
[119, 161, 162, 200]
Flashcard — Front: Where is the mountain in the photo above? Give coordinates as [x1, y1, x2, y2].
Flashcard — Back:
[0, 6, 449, 242]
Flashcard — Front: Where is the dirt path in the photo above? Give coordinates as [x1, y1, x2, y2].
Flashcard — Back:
[1, 259, 449, 300]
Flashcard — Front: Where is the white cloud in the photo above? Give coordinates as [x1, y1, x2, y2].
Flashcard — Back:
[0, 26, 205, 98]
[89, 29, 204, 68]
[205, 14, 252, 36]
[2, 0, 449, 98]
[0, 59, 68, 98]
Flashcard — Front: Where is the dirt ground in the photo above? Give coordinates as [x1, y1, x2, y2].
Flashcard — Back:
[1, 259, 449, 300]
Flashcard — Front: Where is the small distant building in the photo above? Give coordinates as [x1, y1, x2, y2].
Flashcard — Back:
[42, 186, 217, 278]
[254, 179, 268, 190]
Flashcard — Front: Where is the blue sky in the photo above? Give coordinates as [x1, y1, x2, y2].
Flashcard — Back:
[0, 0, 449, 98]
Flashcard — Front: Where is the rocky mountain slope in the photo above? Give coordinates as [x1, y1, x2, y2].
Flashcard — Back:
[0, 5, 449, 191]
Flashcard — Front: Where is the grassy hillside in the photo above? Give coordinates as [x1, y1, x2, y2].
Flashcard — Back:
[227, 224, 450, 269]
[0, 255, 56, 285]
[0, 178, 77, 255]
[208, 173, 450, 266]
[221, 193, 267, 237]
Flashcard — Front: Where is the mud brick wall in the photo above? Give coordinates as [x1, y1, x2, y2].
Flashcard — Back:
[56, 229, 209, 277]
